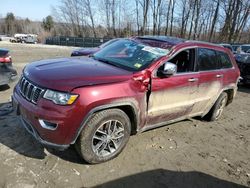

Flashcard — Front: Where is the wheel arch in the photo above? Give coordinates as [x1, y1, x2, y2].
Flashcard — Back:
[201, 86, 236, 118]
[223, 88, 235, 106]
[71, 102, 139, 144]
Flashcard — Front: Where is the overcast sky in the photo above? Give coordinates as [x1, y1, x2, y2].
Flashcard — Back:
[0, 0, 59, 21]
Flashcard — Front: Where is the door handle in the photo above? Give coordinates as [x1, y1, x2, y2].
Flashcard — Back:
[188, 78, 198, 82]
[216, 74, 223, 78]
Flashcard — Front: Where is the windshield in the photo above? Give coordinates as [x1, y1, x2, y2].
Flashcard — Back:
[99, 39, 118, 48]
[93, 39, 170, 71]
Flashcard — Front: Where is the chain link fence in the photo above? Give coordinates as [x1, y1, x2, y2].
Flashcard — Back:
[45, 36, 112, 47]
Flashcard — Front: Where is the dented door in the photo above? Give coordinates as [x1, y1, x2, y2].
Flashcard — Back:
[146, 73, 198, 126]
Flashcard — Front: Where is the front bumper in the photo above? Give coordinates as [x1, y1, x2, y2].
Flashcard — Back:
[12, 84, 86, 148]
[20, 116, 69, 150]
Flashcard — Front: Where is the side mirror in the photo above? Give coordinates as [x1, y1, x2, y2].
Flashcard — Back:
[157, 62, 177, 77]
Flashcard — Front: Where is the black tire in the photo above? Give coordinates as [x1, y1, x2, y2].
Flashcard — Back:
[75, 109, 131, 164]
[204, 92, 228, 121]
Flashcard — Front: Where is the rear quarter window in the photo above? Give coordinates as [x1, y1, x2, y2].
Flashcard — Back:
[198, 48, 218, 71]
[217, 51, 233, 69]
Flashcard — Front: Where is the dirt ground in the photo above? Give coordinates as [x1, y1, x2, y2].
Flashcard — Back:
[0, 42, 249, 188]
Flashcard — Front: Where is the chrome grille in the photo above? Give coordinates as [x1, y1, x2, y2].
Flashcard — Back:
[19, 77, 44, 104]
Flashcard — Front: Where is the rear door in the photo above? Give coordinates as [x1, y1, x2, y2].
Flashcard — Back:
[217, 51, 238, 86]
[190, 48, 224, 114]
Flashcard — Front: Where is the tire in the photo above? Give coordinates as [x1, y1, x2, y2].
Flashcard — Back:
[204, 92, 228, 121]
[75, 109, 131, 164]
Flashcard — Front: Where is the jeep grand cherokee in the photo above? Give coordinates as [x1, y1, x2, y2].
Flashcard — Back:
[12, 36, 240, 163]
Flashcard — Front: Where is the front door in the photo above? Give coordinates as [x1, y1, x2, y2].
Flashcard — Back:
[146, 48, 198, 126]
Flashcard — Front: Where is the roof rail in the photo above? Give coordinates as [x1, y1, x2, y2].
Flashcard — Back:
[185, 40, 222, 47]
[136, 35, 185, 45]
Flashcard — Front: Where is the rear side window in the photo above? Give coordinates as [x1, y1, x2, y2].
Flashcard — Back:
[198, 48, 218, 71]
[217, 51, 233, 69]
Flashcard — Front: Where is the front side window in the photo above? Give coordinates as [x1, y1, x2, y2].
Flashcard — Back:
[198, 48, 218, 71]
[93, 39, 170, 71]
[168, 49, 195, 73]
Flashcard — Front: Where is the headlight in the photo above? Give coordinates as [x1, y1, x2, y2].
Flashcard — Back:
[43, 89, 78, 105]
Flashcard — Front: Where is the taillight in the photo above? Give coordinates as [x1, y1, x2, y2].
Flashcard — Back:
[0, 54, 11, 63]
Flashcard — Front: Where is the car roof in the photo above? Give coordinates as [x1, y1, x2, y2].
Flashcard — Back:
[135, 35, 185, 45]
[219, 43, 232, 46]
[241, 44, 250, 46]
[134, 35, 225, 49]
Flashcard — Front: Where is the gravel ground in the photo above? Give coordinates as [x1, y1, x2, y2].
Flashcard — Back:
[0, 42, 249, 188]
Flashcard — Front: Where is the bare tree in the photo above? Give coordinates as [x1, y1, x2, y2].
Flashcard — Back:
[82, 0, 97, 37]
[180, 0, 191, 38]
[165, 0, 172, 35]
[169, 0, 176, 36]
[151, 0, 162, 35]
[188, 0, 196, 39]
[192, 0, 202, 40]
[111, 0, 117, 37]
[208, 0, 220, 41]
[135, 0, 141, 35]
[141, 0, 150, 35]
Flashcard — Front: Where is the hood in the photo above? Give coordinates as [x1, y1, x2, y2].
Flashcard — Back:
[24, 57, 133, 91]
[71, 48, 99, 56]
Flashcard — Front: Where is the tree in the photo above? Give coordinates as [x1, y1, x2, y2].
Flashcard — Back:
[141, 0, 150, 35]
[180, 0, 191, 38]
[208, 0, 220, 42]
[151, 0, 162, 35]
[82, 0, 97, 37]
[46, 0, 250, 43]
[165, 0, 172, 35]
[5, 12, 15, 35]
[42, 15, 54, 32]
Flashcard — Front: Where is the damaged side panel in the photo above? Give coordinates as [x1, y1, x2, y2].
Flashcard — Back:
[146, 73, 199, 127]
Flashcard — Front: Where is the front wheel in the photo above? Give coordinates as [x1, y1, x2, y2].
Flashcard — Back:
[75, 109, 131, 164]
[204, 92, 228, 121]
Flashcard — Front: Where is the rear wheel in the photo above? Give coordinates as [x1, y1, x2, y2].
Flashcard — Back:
[75, 109, 131, 164]
[204, 92, 228, 121]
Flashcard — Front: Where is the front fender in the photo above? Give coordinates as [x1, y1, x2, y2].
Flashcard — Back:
[70, 100, 139, 144]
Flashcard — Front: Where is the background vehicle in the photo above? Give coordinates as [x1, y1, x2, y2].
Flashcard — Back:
[240, 44, 250, 54]
[234, 53, 250, 85]
[71, 38, 120, 56]
[13, 36, 239, 164]
[10, 34, 38, 44]
[21, 35, 38, 44]
[232, 44, 241, 54]
[220, 43, 233, 52]
[0, 48, 17, 86]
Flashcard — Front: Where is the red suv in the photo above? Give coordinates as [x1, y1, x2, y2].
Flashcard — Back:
[12, 36, 240, 163]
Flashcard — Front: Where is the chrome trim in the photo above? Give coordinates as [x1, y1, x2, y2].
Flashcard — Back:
[188, 78, 198, 82]
[19, 77, 44, 104]
[38, 119, 58, 131]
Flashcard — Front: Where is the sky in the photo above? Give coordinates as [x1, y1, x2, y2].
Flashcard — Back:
[0, 0, 60, 21]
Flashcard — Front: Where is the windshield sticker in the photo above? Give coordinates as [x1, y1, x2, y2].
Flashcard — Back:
[134, 63, 142, 68]
[142, 46, 169, 56]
